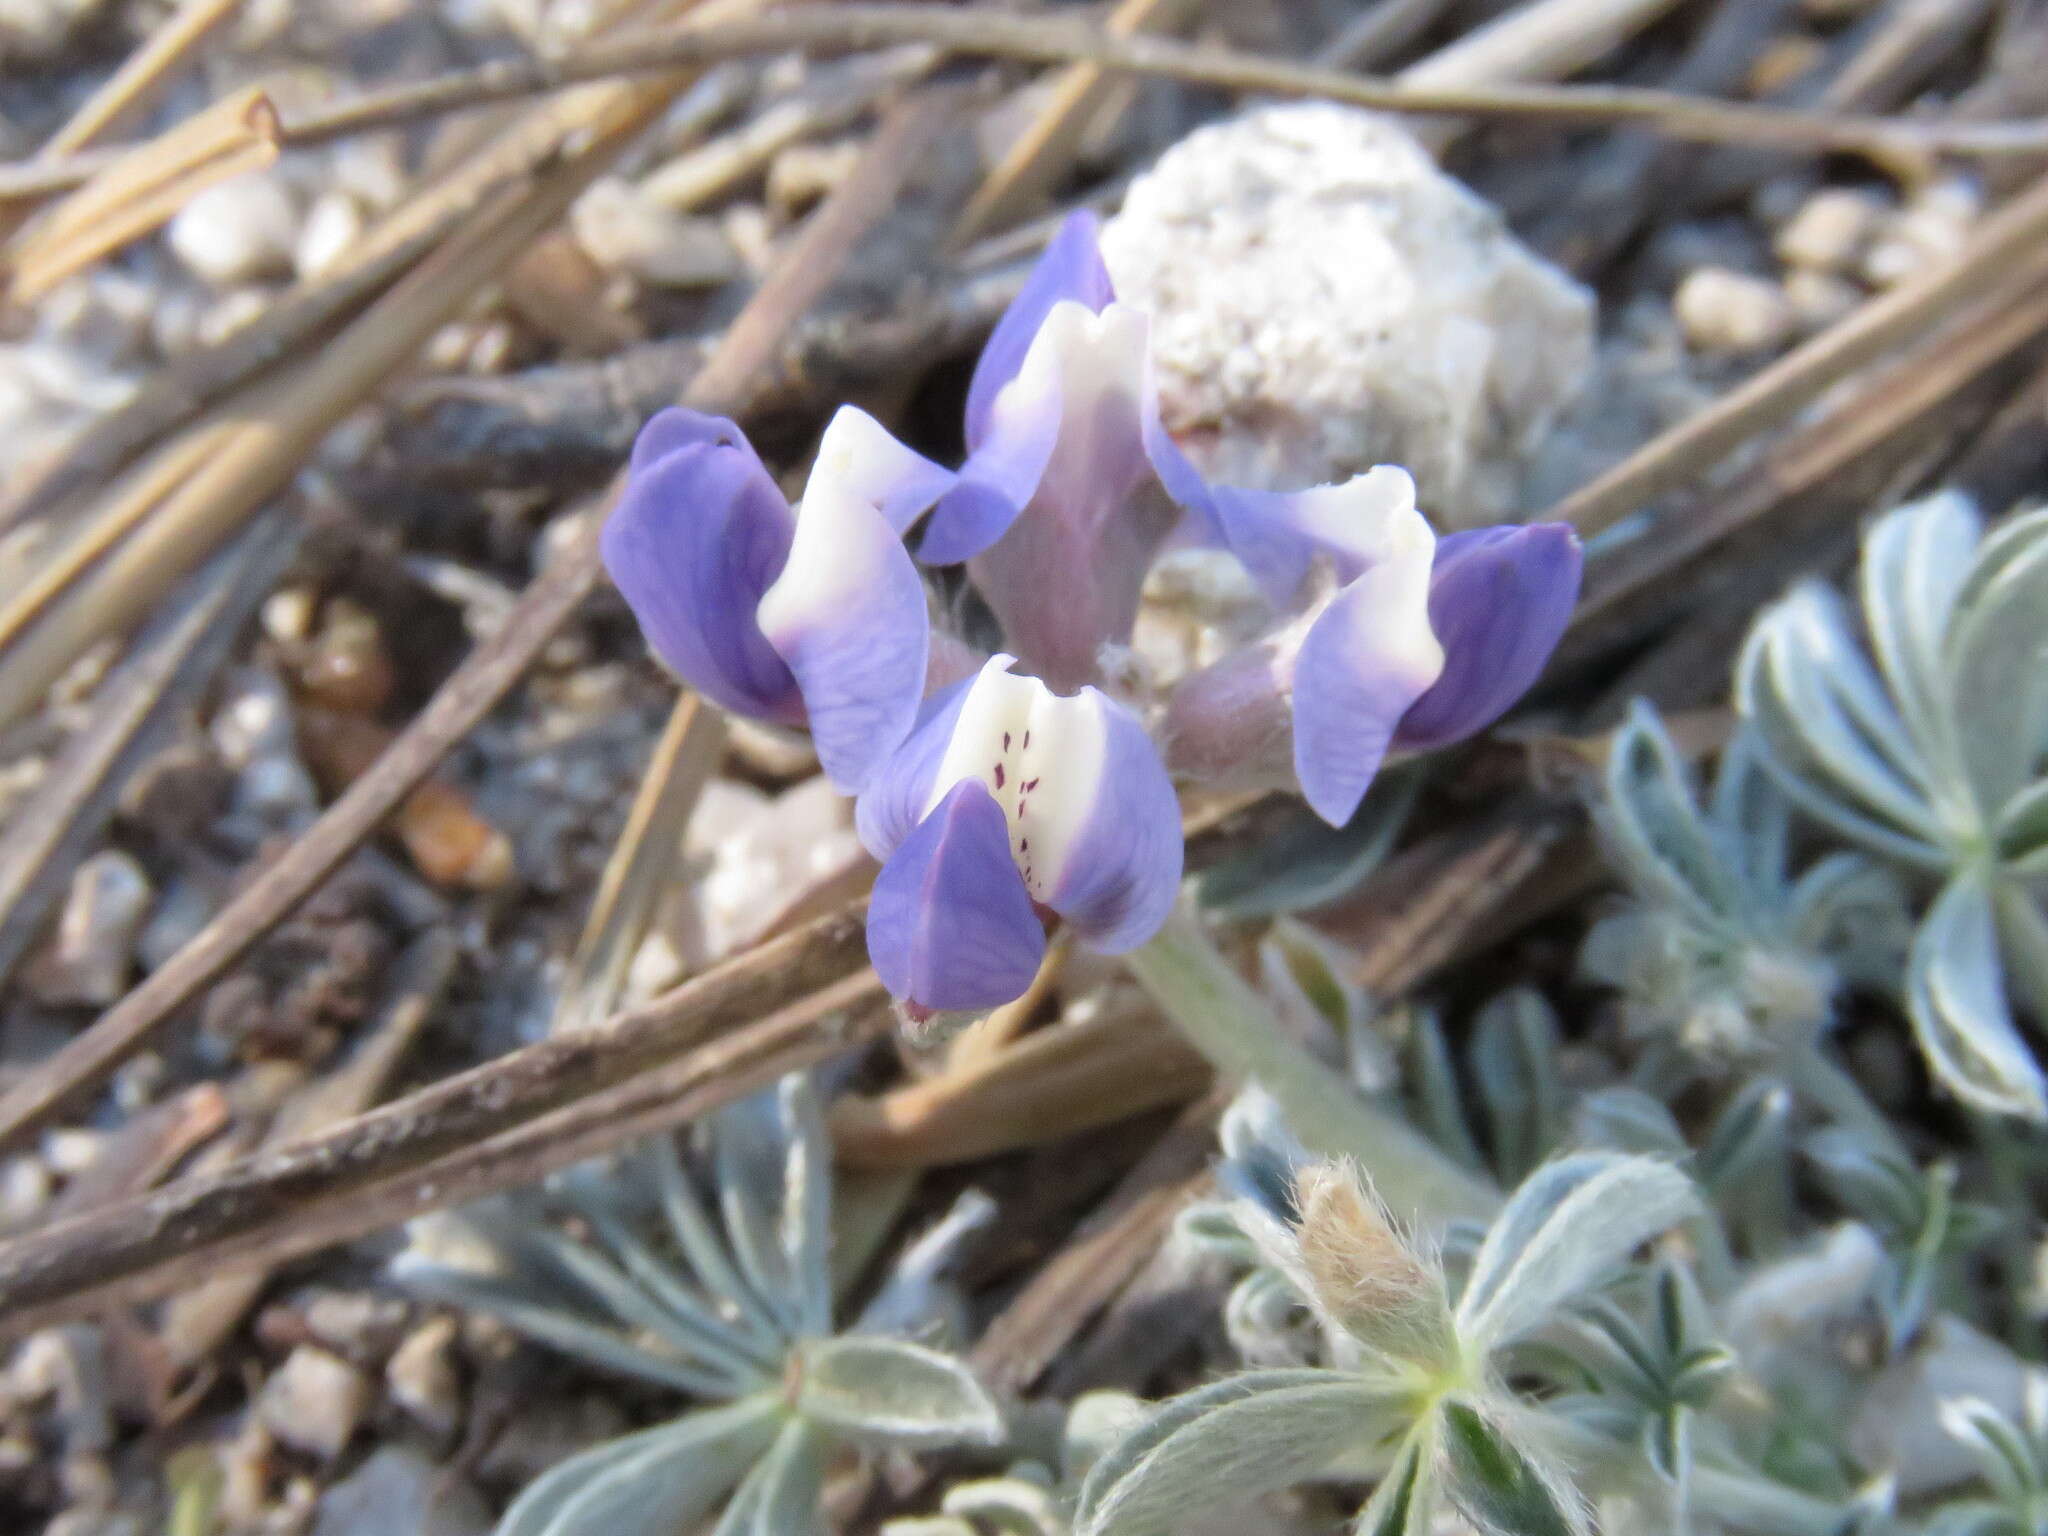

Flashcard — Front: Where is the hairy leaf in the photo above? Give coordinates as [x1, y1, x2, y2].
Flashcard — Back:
[795, 1335, 1004, 1449]
[1905, 870, 2048, 1120]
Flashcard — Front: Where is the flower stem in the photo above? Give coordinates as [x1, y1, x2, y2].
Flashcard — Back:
[1124, 905, 1497, 1226]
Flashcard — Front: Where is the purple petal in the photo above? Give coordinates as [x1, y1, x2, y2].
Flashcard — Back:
[810, 405, 955, 535]
[1037, 693, 1183, 951]
[854, 665, 985, 861]
[1393, 523, 1582, 751]
[1292, 529, 1446, 826]
[964, 210, 1114, 449]
[866, 779, 1047, 1014]
[756, 473, 931, 794]
[601, 434, 800, 722]
[919, 330, 1066, 567]
[1203, 467, 1421, 609]
[629, 407, 763, 478]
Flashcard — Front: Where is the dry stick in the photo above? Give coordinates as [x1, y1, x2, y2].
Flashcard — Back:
[40, 0, 247, 156]
[0, 84, 962, 1152]
[0, 0, 2039, 213]
[0, 936, 884, 1333]
[0, 515, 297, 990]
[0, 12, 744, 537]
[969, 1086, 1227, 1397]
[1551, 167, 2048, 535]
[1565, 272, 2048, 665]
[551, 692, 728, 1036]
[946, 0, 1199, 250]
[157, 929, 458, 1369]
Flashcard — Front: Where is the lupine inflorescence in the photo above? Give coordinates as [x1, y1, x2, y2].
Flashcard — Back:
[601, 211, 1582, 1023]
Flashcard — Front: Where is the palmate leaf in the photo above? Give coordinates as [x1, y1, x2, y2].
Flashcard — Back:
[1943, 504, 2048, 814]
[1076, 1369, 1397, 1536]
[1858, 490, 1979, 789]
[1455, 1153, 1698, 1355]
[1906, 869, 2048, 1120]
[496, 1395, 783, 1536]
[711, 1416, 831, 1536]
[1471, 989, 1565, 1183]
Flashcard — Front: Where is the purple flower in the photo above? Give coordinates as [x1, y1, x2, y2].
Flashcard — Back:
[602, 404, 952, 793]
[916, 212, 1215, 692]
[859, 655, 1183, 1019]
[1166, 471, 1583, 826]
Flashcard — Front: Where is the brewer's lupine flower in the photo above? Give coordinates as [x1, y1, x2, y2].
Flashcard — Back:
[1165, 470, 1582, 826]
[601, 404, 952, 792]
[857, 655, 1183, 1022]
[916, 211, 1215, 693]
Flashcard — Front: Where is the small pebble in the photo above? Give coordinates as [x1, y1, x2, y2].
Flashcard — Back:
[570, 178, 743, 289]
[1674, 266, 1796, 355]
[1863, 176, 1980, 288]
[0, 1156, 52, 1230]
[300, 1291, 411, 1362]
[23, 851, 152, 1007]
[262, 584, 320, 646]
[297, 599, 395, 714]
[385, 1317, 464, 1440]
[312, 1446, 493, 1536]
[39, 1128, 105, 1178]
[1773, 187, 1887, 275]
[295, 191, 367, 283]
[1747, 34, 1826, 96]
[257, 1345, 373, 1460]
[9, 1326, 111, 1452]
[168, 171, 302, 286]
[1783, 268, 1864, 333]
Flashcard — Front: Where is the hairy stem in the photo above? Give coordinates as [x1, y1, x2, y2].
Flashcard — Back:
[1124, 905, 1497, 1225]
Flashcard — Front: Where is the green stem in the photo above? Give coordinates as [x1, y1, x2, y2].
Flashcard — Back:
[1124, 905, 1498, 1226]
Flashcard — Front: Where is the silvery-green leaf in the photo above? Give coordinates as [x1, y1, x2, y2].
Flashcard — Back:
[1859, 492, 1979, 781]
[1074, 1372, 1398, 1536]
[776, 1076, 834, 1339]
[391, 1256, 738, 1397]
[880, 1519, 978, 1536]
[1924, 1504, 2028, 1536]
[1996, 779, 2048, 872]
[1601, 702, 1746, 924]
[1697, 1080, 1790, 1193]
[1802, 1127, 1923, 1237]
[1945, 508, 2048, 814]
[855, 1187, 996, 1341]
[1438, 1400, 1584, 1536]
[1938, 1395, 2040, 1502]
[1456, 1153, 1698, 1354]
[712, 1415, 829, 1536]
[1353, 1430, 1437, 1536]
[1787, 853, 1910, 988]
[1905, 870, 2048, 1120]
[1062, 1391, 1151, 1484]
[1225, 1264, 1314, 1366]
[1176, 1199, 1261, 1266]
[1471, 989, 1565, 1182]
[652, 1134, 784, 1351]
[1736, 591, 1947, 870]
[1644, 1403, 1691, 1488]
[1570, 1088, 1687, 1159]
[1076, 1370, 1343, 1533]
[795, 1336, 1003, 1449]
[1710, 730, 1794, 905]
[497, 1395, 781, 1536]
[1199, 765, 1421, 917]
[1403, 1005, 1485, 1172]
[715, 1088, 807, 1339]
[1215, 1087, 1308, 1218]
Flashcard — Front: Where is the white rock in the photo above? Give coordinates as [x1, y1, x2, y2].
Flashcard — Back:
[1100, 104, 1594, 527]
[312, 1446, 492, 1536]
[570, 177, 742, 289]
[385, 1317, 463, 1440]
[167, 170, 302, 287]
[23, 850, 152, 1007]
[1772, 187, 1887, 275]
[256, 1345, 373, 1460]
[296, 192, 367, 283]
[1674, 266, 1796, 355]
